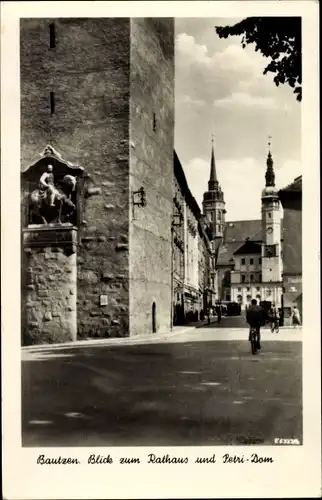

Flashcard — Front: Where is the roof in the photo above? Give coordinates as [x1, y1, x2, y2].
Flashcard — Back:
[279, 175, 302, 193]
[224, 220, 262, 243]
[217, 241, 243, 266]
[209, 141, 217, 183]
[174, 151, 201, 219]
[234, 241, 261, 255]
[278, 176, 302, 206]
[217, 218, 283, 266]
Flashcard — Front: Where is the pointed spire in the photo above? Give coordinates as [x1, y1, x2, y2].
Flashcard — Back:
[208, 135, 219, 191]
[265, 135, 275, 187]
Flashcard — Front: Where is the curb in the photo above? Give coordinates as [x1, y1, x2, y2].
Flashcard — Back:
[21, 325, 197, 351]
[21, 325, 302, 352]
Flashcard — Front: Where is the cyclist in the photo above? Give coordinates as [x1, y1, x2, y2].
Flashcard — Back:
[269, 303, 280, 332]
[246, 299, 266, 350]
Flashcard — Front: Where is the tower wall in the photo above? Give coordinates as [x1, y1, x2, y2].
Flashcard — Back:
[22, 239, 77, 345]
[261, 198, 281, 246]
[129, 18, 174, 335]
[21, 18, 131, 339]
[203, 199, 226, 239]
[261, 196, 282, 283]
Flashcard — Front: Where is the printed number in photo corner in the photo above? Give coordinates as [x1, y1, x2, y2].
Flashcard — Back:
[274, 438, 301, 445]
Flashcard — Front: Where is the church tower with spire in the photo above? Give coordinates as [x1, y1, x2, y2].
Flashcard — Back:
[261, 138, 282, 293]
[202, 137, 226, 242]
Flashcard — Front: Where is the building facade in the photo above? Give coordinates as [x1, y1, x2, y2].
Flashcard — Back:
[198, 221, 215, 315]
[21, 18, 174, 344]
[129, 19, 175, 336]
[172, 153, 215, 325]
[278, 176, 302, 325]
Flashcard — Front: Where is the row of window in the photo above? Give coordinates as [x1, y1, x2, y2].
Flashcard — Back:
[241, 274, 262, 283]
[241, 257, 261, 265]
[208, 211, 223, 223]
[238, 287, 261, 292]
[237, 294, 261, 304]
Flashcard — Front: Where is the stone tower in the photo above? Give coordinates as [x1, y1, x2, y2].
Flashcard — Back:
[20, 18, 174, 344]
[202, 138, 226, 242]
[261, 139, 282, 292]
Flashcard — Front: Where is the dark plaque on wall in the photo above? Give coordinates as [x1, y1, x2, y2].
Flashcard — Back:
[23, 224, 78, 253]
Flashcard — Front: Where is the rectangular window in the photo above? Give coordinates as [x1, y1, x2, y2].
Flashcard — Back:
[268, 213, 272, 218]
[241, 275, 246, 283]
[250, 275, 254, 282]
[241, 258, 246, 265]
[238, 288, 241, 292]
[259, 257, 262, 264]
[49, 23, 56, 48]
[50, 91, 55, 114]
[250, 258, 254, 265]
[217, 211, 221, 222]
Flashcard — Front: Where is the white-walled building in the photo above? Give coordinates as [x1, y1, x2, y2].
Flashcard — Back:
[172, 152, 215, 325]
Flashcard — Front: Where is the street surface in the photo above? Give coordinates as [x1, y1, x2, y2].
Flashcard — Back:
[22, 316, 302, 447]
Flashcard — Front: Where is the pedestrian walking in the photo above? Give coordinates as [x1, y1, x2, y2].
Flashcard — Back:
[291, 305, 301, 328]
[216, 303, 222, 324]
[269, 302, 280, 332]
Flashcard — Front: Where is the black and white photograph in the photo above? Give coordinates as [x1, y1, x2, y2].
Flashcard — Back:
[1, 2, 320, 499]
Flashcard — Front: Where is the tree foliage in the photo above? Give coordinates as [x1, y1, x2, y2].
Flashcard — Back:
[215, 17, 302, 101]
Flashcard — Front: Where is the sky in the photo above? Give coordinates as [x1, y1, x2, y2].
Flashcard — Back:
[175, 18, 301, 221]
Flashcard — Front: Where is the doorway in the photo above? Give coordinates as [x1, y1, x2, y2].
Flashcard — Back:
[152, 302, 156, 333]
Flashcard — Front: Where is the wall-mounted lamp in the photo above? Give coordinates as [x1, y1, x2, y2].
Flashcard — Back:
[172, 213, 183, 228]
[133, 186, 146, 207]
[132, 187, 146, 218]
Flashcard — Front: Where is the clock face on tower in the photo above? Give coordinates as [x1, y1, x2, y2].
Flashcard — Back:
[267, 227, 273, 234]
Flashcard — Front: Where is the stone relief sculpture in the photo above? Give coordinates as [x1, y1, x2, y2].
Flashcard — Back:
[29, 169, 77, 224]
[39, 164, 56, 206]
[22, 145, 84, 226]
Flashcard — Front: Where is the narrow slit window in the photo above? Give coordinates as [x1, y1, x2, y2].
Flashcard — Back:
[50, 91, 55, 114]
[49, 23, 56, 48]
[153, 112, 156, 132]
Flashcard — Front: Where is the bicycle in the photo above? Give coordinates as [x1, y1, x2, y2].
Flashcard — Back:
[249, 326, 260, 355]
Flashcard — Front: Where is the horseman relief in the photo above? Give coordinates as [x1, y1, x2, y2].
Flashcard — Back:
[22, 145, 85, 227]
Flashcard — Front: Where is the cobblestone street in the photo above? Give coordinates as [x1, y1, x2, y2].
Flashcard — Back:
[22, 323, 302, 447]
